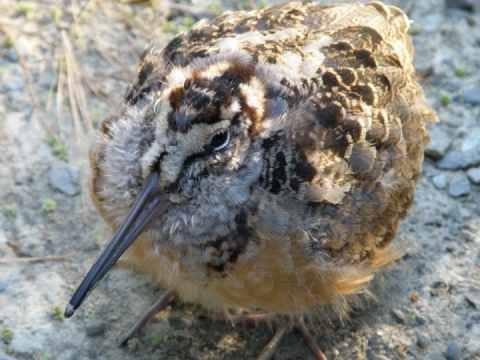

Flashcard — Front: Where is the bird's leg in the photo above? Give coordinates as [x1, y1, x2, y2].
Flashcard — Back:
[295, 317, 327, 360]
[119, 290, 176, 346]
[216, 311, 327, 360]
[256, 319, 292, 360]
[256, 317, 327, 360]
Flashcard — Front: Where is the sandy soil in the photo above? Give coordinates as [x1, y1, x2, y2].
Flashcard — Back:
[1, 1, 480, 359]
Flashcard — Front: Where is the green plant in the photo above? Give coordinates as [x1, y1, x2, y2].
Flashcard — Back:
[4, 35, 13, 48]
[45, 135, 68, 161]
[152, 334, 165, 347]
[3, 205, 16, 221]
[440, 94, 451, 106]
[408, 24, 421, 36]
[50, 7, 61, 22]
[18, 3, 32, 17]
[39, 198, 56, 214]
[127, 338, 140, 352]
[51, 305, 63, 320]
[184, 16, 195, 29]
[455, 66, 465, 77]
[206, 2, 222, 13]
[1, 328, 13, 343]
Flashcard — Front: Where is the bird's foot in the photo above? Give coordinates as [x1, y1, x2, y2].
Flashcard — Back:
[215, 311, 327, 360]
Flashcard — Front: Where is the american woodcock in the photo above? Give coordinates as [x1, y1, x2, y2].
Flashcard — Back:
[65, 2, 437, 359]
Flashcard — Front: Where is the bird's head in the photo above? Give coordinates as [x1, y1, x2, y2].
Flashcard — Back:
[65, 57, 271, 317]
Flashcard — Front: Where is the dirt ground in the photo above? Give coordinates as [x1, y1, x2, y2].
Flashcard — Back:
[1, 0, 480, 359]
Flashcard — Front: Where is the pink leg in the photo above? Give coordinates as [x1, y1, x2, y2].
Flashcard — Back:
[256, 323, 290, 360]
[119, 290, 175, 346]
[215, 311, 328, 360]
[295, 318, 327, 360]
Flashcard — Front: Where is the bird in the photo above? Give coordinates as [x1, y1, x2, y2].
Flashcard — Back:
[64, 1, 437, 359]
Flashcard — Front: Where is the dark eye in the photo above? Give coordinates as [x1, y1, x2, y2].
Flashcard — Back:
[210, 130, 230, 151]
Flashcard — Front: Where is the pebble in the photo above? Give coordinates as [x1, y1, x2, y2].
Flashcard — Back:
[466, 295, 480, 309]
[6, 47, 19, 62]
[14, 36, 33, 57]
[445, 80, 462, 92]
[422, 13, 445, 32]
[412, 38, 434, 76]
[449, 176, 471, 197]
[445, 0, 473, 11]
[432, 174, 448, 189]
[168, 316, 186, 329]
[466, 167, 480, 184]
[417, 334, 431, 348]
[425, 127, 452, 159]
[436, 152, 469, 170]
[446, 341, 461, 360]
[0, 280, 6, 292]
[3, 65, 26, 91]
[41, 70, 54, 88]
[391, 308, 406, 323]
[416, 315, 427, 326]
[460, 208, 471, 218]
[49, 164, 79, 196]
[0, 351, 16, 360]
[370, 355, 391, 360]
[463, 87, 480, 105]
[85, 320, 106, 337]
[461, 129, 480, 166]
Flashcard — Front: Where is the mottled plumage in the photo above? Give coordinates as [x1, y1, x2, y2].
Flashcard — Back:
[66, 2, 437, 359]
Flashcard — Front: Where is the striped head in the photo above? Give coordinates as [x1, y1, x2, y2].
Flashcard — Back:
[92, 55, 273, 243]
[64, 54, 276, 317]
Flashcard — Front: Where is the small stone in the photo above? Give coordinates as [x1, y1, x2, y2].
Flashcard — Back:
[415, 315, 427, 325]
[41, 70, 54, 88]
[445, 342, 461, 360]
[168, 316, 186, 329]
[3, 65, 25, 91]
[446, 0, 474, 10]
[6, 47, 19, 62]
[417, 334, 431, 349]
[445, 81, 462, 92]
[425, 127, 452, 159]
[461, 129, 480, 165]
[463, 87, 480, 105]
[370, 355, 391, 360]
[14, 36, 33, 57]
[466, 295, 480, 309]
[391, 308, 406, 323]
[432, 174, 448, 189]
[460, 208, 471, 218]
[412, 38, 434, 77]
[436, 152, 469, 170]
[446, 244, 458, 253]
[0, 351, 16, 360]
[466, 167, 480, 184]
[85, 320, 106, 337]
[448, 176, 470, 197]
[49, 164, 79, 196]
[422, 13, 444, 32]
[0, 281, 6, 292]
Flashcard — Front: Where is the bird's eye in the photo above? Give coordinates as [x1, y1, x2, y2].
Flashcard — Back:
[210, 130, 230, 151]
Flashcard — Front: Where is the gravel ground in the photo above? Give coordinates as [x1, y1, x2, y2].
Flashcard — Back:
[1, 0, 480, 359]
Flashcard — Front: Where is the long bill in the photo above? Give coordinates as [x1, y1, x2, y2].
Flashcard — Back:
[64, 172, 171, 318]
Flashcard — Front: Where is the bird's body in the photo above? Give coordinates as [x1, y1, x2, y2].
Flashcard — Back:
[67, 1, 436, 357]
